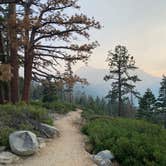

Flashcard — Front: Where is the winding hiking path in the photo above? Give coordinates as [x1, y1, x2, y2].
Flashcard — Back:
[17, 110, 95, 166]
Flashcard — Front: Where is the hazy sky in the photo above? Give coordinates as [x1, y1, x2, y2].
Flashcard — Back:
[74, 0, 166, 76]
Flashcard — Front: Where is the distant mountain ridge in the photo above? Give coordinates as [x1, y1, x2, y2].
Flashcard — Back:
[75, 66, 161, 98]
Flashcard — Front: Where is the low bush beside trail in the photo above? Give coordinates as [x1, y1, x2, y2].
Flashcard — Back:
[0, 103, 53, 147]
[82, 117, 166, 166]
[42, 101, 76, 114]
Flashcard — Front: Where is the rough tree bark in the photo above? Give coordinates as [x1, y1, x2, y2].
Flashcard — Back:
[21, 5, 32, 103]
[0, 31, 4, 103]
[8, 4, 19, 104]
[22, 52, 33, 103]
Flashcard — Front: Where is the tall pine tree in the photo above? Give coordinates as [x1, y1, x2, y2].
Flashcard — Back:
[104, 45, 140, 116]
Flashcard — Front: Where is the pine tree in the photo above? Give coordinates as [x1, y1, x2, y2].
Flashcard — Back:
[139, 88, 156, 112]
[104, 45, 141, 116]
[1, 0, 101, 103]
[157, 75, 166, 109]
[42, 78, 57, 103]
[19, 0, 101, 103]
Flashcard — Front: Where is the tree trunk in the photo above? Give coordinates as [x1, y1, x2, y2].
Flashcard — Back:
[21, 6, 32, 103]
[4, 82, 10, 102]
[8, 4, 19, 104]
[0, 83, 4, 104]
[118, 64, 122, 116]
[0, 31, 4, 61]
[118, 92, 122, 116]
[0, 32, 4, 104]
[22, 52, 33, 103]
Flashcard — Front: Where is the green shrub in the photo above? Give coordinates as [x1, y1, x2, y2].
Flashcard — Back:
[81, 107, 106, 120]
[82, 118, 166, 166]
[42, 94, 58, 103]
[0, 127, 15, 147]
[26, 105, 53, 125]
[30, 100, 43, 107]
[43, 101, 76, 114]
[0, 103, 53, 146]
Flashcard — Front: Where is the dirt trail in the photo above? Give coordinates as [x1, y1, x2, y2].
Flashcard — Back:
[17, 110, 95, 166]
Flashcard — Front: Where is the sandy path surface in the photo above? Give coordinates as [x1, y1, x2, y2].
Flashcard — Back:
[16, 110, 95, 166]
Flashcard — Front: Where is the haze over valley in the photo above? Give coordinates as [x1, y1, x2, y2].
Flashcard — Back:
[75, 66, 161, 98]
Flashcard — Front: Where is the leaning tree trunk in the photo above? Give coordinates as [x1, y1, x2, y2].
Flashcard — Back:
[8, 4, 19, 104]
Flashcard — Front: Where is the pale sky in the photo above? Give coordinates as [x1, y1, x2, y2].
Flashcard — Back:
[74, 0, 166, 76]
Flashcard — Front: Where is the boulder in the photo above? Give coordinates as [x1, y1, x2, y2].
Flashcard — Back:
[9, 131, 39, 156]
[99, 159, 112, 166]
[96, 150, 114, 161]
[40, 123, 60, 138]
[0, 152, 19, 164]
[92, 150, 114, 166]
[92, 155, 112, 166]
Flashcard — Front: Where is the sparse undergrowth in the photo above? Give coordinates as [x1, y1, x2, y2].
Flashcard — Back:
[81, 107, 106, 120]
[0, 103, 53, 147]
[82, 116, 166, 166]
[42, 101, 77, 114]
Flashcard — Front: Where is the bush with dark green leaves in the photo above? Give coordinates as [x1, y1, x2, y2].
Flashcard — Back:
[82, 118, 166, 166]
[0, 103, 53, 147]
